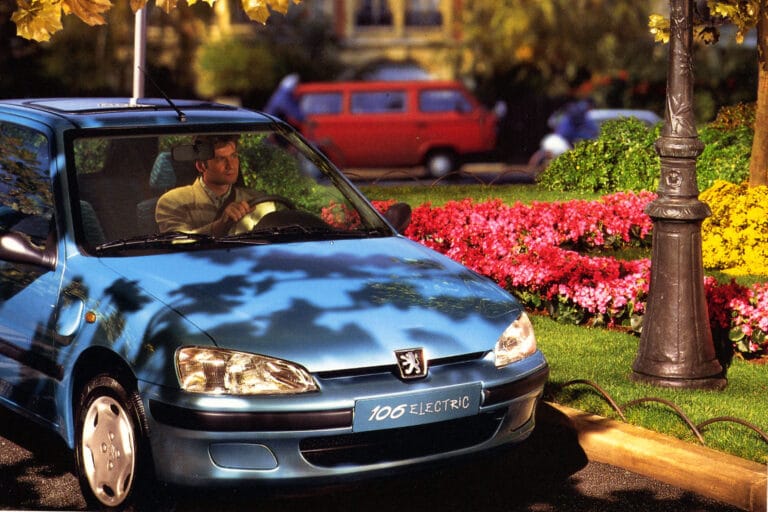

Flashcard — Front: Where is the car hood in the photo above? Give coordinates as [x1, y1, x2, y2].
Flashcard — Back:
[98, 237, 523, 373]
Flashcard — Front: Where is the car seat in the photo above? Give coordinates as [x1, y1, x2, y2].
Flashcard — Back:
[136, 152, 198, 234]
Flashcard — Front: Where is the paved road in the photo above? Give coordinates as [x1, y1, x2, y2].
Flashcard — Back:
[342, 162, 538, 186]
[0, 406, 740, 511]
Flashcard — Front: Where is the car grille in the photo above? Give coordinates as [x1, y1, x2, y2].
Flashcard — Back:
[299, 411, 504, 468]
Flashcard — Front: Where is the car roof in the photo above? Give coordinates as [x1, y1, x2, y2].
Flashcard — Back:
[295, 80, 467, 93]
[587, 109, 662, 124]
[0, 97, 276, 129]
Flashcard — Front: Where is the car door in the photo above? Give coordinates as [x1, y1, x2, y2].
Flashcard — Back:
[0, 120, 64, 424]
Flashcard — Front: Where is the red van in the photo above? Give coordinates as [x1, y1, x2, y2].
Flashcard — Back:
[295, 81, 500, 177]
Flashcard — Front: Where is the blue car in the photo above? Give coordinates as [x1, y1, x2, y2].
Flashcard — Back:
[0, 98, 548, 510]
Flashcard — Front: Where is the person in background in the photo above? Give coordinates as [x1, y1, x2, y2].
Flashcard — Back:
[264, 73, 305, 126]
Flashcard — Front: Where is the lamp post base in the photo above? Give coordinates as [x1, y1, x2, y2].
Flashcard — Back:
[630, 370, 727, 391]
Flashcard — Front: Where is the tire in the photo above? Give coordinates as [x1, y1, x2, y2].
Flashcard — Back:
[425, 150, 457, 179]
[74, 375, 153, 511]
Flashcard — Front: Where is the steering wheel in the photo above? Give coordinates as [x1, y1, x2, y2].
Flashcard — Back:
[231, 195, 296, 235]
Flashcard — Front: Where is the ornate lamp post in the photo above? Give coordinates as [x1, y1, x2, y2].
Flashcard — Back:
[630, 0, 727, 390]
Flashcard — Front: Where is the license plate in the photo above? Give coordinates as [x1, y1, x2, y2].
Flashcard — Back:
[353, 383, 482, 432]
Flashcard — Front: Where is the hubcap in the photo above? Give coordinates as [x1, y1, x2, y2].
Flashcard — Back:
[81, 396, 136, 507]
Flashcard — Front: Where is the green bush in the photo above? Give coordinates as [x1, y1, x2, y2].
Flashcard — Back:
[538, 103, 754, 193]
[696, 103, 754, 189]
[538, 118, 661, 192]
[194, 37, 278, 100]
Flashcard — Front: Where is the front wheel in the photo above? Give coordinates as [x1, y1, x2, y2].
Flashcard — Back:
[74, 375, 152, 510]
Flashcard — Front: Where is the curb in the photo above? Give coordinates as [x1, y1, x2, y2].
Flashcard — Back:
[539, 402, 767, 512]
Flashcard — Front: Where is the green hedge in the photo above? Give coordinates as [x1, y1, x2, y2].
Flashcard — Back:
[538, 104, 753, 193]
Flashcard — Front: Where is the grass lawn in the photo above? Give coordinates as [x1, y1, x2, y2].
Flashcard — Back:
[534, 315, 768, 464]
[363, 181, 768, 464]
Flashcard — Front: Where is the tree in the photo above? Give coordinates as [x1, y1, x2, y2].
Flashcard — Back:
[461, 0, 662, 99]
[10, 0, 300, 42]
[650, 0, 768, 186]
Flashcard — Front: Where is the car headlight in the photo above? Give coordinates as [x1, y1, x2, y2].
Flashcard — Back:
[176, 347, 318, 395]
[494, 312, 537, 367]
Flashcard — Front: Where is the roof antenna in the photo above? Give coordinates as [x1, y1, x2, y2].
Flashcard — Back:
[139, 66, 187, 123]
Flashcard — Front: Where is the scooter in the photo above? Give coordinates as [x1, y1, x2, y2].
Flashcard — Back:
[527, 132, 571, 177]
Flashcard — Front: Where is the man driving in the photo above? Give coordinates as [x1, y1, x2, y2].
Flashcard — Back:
[155, 134, 275, 236]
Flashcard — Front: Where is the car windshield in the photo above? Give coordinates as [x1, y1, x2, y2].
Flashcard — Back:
[70, 127, 391, 254]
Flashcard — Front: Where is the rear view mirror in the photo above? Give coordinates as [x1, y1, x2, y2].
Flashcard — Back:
[172, 141, 213, 161]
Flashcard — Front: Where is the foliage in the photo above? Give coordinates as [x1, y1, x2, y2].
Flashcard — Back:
[238, 134, 323, 211]
[10, 0, 301, 42]
[538, 118, 662, 193]
[649, 1, 760, 46]
[194, 37, 277, 99]
[461, 0, 659, 97]
[538, 107, 753, 194]
[700, 180, 768, 275]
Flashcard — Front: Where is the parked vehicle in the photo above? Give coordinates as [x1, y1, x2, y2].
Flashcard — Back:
[294, 80, 502, 177]
[528, 108, 662, 175]
[0, 98, 548, 510]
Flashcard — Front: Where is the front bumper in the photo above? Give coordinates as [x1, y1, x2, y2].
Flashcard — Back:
[142, 353, 549, 486]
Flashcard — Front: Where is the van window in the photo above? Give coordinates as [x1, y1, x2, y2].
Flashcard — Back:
[351, 91, 406, 114]
[419, 90, 472, 113]
[300, 93, 343, 115]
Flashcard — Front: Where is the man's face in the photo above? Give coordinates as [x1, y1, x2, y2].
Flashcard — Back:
[198, 141, 239, 187]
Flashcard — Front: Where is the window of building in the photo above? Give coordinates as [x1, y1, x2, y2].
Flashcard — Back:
[405, 0, 442, 26]
[355, 0, 392, 26]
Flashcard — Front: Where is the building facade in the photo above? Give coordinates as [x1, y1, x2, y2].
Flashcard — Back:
[295, 0, 463, 79]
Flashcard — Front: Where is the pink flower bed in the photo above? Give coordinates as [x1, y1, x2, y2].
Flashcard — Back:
[373, 192, 768, 356]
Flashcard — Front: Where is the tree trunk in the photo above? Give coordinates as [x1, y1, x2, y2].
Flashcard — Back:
[749, 2, 768, 187]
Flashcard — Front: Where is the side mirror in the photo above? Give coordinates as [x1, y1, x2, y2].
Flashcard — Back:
[0, 231, 56, 270]
[383, 202, 411, 233]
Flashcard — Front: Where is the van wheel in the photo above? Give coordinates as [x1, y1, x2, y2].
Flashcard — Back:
[74, 375, 153, 511]
[425, 150, 457, 178]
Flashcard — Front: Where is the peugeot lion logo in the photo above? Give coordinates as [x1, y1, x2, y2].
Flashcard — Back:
[395, 348, 428, 379]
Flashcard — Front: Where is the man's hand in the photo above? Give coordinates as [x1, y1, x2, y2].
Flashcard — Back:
[211, 200, 252, 237]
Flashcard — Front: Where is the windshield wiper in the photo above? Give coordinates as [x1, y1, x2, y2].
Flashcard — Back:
[93, 232, 216, 253]
[223, 224, 387, 242]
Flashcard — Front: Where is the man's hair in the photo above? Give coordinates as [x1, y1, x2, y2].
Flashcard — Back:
[193, 134, 240, 152]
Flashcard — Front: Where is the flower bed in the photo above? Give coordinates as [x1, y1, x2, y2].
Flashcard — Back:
[374, 192, 768, 357]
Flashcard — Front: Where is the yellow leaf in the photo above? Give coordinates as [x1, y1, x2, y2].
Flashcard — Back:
[63, 0, 112, 26]
[188, 0, 216, 7]
[11, 0, 64, 42]
[130, 0, 149, 12]
[241, 0, 271, 24]
[241, 0, 300, 23]
[155, 0, 179, 14]
[647, 14, 670, 44]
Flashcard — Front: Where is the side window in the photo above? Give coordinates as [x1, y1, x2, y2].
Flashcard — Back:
[300, 93, 343, 115]
[351, 91, 406, 114]
[419, 89, 472, 113]
[0, 123, 53, 248]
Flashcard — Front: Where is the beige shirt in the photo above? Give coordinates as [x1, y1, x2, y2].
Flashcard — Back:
[155, 178, 274, 235]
